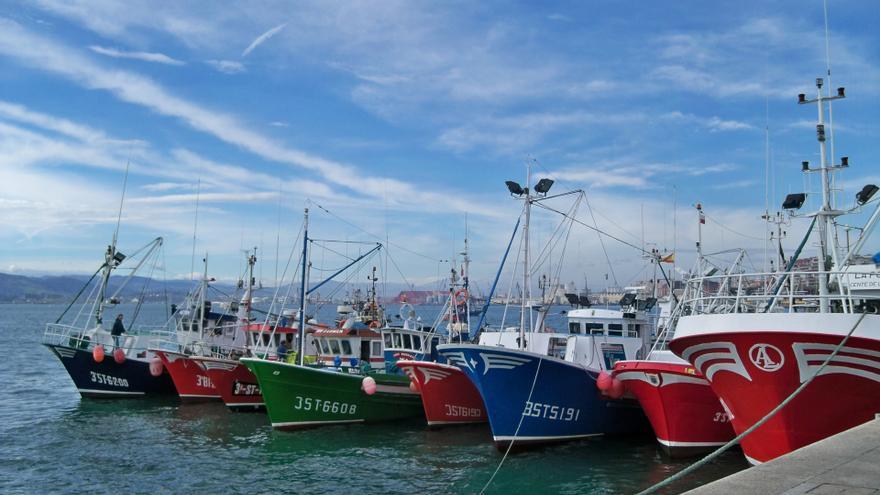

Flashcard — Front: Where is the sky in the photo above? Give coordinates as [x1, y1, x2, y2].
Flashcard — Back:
[0, 1, 878, 292]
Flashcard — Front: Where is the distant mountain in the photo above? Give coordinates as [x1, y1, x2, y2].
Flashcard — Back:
[0, 272, 447, 304]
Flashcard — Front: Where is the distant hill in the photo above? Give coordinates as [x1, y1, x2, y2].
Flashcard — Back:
[0, 272, 445, 304]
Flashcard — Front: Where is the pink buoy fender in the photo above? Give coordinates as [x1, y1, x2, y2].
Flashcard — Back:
[596, 371, 612, 392]
[607, 378, 625, 399]
[113, 348, 126, 364]
[92, 344, 105, 363]
[149, 357, 163, 377]
[361, 376, 377, 395]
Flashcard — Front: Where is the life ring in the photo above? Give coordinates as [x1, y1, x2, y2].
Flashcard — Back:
[368, 321, 380, 329]
[453, 288, 468, 307]
[398, 303, 416, 321]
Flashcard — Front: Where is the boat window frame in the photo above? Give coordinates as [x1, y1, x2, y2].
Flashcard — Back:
[403, 333, 413, 350]
[608, 323, 624, 336]
[568, 322, 582, 334]
[371, 341, 382, 357]
[340, 339, 353, 355]
[328, 338, 341, 355]
[585, 322, 604, 335]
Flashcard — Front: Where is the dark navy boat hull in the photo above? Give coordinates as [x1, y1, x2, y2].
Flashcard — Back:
[45, 344, 177, 398]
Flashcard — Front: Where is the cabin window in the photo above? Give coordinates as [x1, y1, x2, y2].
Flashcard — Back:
[393, 333, 402, 349]
[586, 323, 604, 335]
[608, 323, 623, 336]
[417, 336, 425, 352]
[548, 337, 568, 359]
[329, 339, 341, 354]
[371, 341, 382, 357]
[313, 339, 323, 354]
[322, 338, 331, 354]
[341, 340, 352, 355]
[568, 322, 582, 334]
[383, 333, 392, 348]
[403, 334, 413, 350]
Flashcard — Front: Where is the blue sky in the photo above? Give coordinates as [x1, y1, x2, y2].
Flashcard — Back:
[0, 1, 878, 290]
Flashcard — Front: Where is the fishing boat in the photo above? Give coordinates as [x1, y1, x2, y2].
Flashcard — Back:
[241, 209, 424, 429]
[150, 255, 243, 403]
[41, 170, 176, 398]
[670, 77, 880, 464]
[398, 237, 489, 427]
[612, 221, 737, 456]
[439, 172, 649, 448]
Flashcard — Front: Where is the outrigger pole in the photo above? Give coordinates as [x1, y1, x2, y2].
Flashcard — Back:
[474, 217, 521, 335]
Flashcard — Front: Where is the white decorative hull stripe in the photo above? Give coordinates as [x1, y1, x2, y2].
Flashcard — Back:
[616, 371, 709, 387]
[444, 351, 471, 371]
[793, 343, 880, 384]
[656, 438, 727, 448]
[680, 342, 751, 382]
[179, 394, 221, 398]
[480, 352, 531, 375]
[420, 367, 452, 384]
[227, 402, 264, 408]
[54, 347, 76, 358]
[659, 373, 710, 386]
[427, 419, 485, 426]
[273, 419, 364, 428]
[78, 388, 143, 396]
[493, 433, 602, 443]
[199, 361, 239, 371]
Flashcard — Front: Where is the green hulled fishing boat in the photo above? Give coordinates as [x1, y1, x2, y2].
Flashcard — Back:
[240, 358, 423, 429]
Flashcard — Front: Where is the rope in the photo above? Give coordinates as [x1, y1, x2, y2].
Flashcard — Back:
[636, 312, 867, 495]
[479, 357, 544, 495]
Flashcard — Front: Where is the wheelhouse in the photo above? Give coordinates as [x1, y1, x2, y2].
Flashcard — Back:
[310, 324, 384, 371]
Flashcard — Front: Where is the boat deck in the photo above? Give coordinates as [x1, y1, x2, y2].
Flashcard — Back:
[685, 415, 880, 494]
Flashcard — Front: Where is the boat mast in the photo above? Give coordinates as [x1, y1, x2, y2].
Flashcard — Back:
[199, 253, 208, 337]
[520, 162, 532, 350]
[800, 78, 845, 313]
[297, 208, 309, 366]
[95, 164, 130, 327]
[462, 223, 471, 340]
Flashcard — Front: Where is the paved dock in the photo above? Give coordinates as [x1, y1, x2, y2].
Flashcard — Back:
[685, 416, 880, 494]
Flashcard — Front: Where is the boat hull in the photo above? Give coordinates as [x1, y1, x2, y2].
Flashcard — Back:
[195, 357, 264, 410]
[670, 313, 880, 464]
[240, 358, 424, 429]
[397, 360, 487, 426]
[44, 344, 176, 398]
[153, 350, 220, 402]
[439, 345, 648, 448]
[613, 359, 735, 456]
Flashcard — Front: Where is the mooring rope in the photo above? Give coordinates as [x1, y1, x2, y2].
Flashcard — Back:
[636, 311, 867, 495]
[479, 357, 544, 495]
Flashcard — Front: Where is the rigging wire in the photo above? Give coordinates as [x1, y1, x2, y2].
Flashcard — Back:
[702, 213, 766, 242]
[313, 202, 441, 262]
[583, 192, 619, 287]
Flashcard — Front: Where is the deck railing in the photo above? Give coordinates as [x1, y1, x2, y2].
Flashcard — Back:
[679, 268, 880, 316]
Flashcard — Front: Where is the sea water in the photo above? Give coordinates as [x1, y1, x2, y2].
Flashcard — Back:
[0, 302, 746, 494]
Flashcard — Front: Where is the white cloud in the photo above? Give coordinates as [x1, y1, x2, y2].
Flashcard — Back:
[242, 23, 286, 57]
[206, 59, 246, 74]
[89, 45, 185, 65]
[0, 20, 507, 220]
[129, 191, 279, 204]
[141, 182, 191, 192]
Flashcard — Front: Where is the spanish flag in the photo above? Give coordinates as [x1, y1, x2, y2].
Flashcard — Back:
[660, 253, 675, 263]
